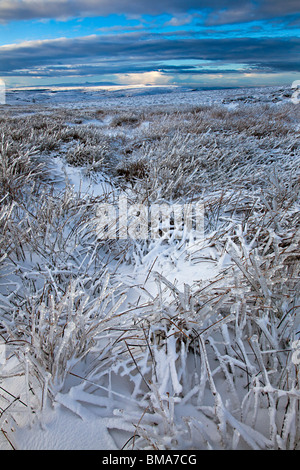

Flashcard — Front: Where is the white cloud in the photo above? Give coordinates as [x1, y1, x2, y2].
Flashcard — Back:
[117, 71, 171, 85]
[165, 14, 194, 27]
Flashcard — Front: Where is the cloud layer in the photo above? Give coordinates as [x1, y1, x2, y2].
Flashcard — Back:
[0, 0, 299, 23]
[0, 1, 299, 86]
[0, 32, 299, 78]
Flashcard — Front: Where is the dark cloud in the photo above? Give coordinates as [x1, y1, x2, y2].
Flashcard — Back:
[0, 33, 298, 77]
[0, 0, 201, 21]
[0, 0, 299, 23]
[204, 0, 300, 25]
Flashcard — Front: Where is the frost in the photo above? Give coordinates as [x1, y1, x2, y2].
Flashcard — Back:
[0, 343, 6, 365]
[0, 84, 299, 450]
[292, 340, 300, 365]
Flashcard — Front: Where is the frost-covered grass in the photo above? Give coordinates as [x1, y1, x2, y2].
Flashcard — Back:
[0, 86, 299, 450]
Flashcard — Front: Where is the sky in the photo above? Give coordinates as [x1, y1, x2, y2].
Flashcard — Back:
[0, 0, 299, 89]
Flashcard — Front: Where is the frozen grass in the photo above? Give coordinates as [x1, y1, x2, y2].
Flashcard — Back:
[0, 88, 299, 449]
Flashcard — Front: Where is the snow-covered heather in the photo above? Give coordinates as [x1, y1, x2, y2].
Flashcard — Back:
[0, 84, 299, 450]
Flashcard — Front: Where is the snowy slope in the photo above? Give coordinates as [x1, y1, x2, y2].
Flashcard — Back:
[6, 83, 293, 109]
[0, 84, 299, 450]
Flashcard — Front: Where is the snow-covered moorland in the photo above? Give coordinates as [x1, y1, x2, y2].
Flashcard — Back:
[0, 84, 299, 450]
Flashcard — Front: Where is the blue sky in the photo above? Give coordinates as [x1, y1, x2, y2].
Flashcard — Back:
[0, 0, 299, 88]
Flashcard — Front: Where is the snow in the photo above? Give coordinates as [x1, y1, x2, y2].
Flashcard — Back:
[14, 406, 118, 450]
[0, 83, 299, 450]
[48, 154, 114, 196]
[6, 83, 293, 110]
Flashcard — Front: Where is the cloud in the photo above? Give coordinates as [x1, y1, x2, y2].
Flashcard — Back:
[205, 4, 258, 25]
[0, 0, 198, 21]
[165, 14, 195, 27]
[0, 32, 298, 78]
[205, 1, 300, 25]
[118, 71, 171, 85]
[0, 0, 299, 24]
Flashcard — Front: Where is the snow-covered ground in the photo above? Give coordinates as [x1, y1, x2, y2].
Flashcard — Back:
[0, 84, 299, 450]
[6, 83, 294, 109]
